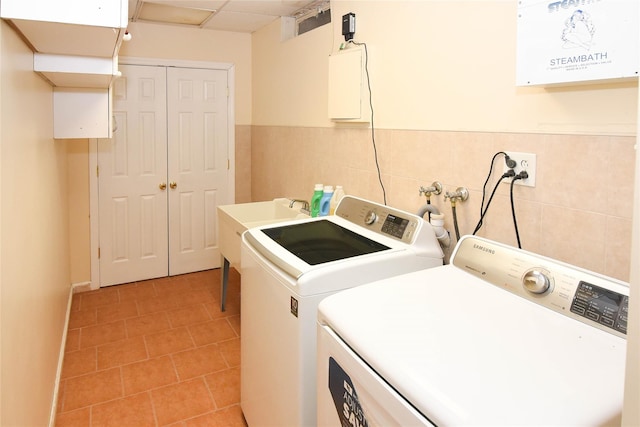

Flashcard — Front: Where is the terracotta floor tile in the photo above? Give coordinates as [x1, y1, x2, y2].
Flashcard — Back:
[188, 318, 237, 347]
[205, 367, 241, 408]
[91, 392, 156, 427]
[68, 308, 97, 330]
[206, 291, 240, 316]
[70, 296, 82, 313]
[154, 275, 192, 296]
[187, 277, 217, 294]
[97, 337, 148, 370]
[137, 295, 179, 315]
[172, 344, 228, 380]
[173, 288, 216, 309]
[227, 314, 241, 336]
[122, 356, 178, 396]
[60, 347, 97, 379]
[203, 301, 231, 320]
[79, 287, 120, 310]
[97, 299, 139, 324]
[64, 329, 80, 353]
[53, 407, 90, 427]
[145, 327, 195, 358]
[117, 280, 157, 302]
[167, 304, 212, 328]
[151, 378, 215, 426]
[184, 405, 247, 427]
[126, 312, 171, 338]
[218, 338, 241, 368]
[79, 320, 126, 348]
[62, 367, 123, 411]
[56, 269, 246, 427]
[186, 269, 216, 286]
[56, 380, 66, 413]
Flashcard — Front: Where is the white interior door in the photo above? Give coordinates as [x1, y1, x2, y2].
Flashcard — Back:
[167, 67, 227, 275]
[98, 64, 168, 286]
[97, 64, 228, 287]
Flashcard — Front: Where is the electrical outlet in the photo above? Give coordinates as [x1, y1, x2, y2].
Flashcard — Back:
[503, 152, 536, 187]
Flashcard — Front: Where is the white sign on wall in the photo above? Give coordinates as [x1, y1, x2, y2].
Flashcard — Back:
[516, 0, 638, 86]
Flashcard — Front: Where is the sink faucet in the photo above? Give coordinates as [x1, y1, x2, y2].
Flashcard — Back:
[289, 199, 310, 213]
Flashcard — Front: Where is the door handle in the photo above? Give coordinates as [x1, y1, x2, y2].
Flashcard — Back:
[169, 182, 177, 189]
[159, 182, 167, 190]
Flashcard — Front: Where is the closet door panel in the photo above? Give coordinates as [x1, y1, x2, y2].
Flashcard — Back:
[167, 67, 228, 275]
[98, 64, 168, 286]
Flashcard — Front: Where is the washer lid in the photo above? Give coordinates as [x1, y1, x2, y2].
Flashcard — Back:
[317, 265, 627, 426]
[244, 215, 407, 279]
[261, 219, 390, 266]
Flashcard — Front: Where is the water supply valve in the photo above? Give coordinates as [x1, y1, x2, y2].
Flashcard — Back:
[419, 181, 443, 198]
[444, 187, 469, 206]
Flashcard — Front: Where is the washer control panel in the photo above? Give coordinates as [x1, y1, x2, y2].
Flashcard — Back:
[452, 236, 629, 338]
[335, 196, 420, 244]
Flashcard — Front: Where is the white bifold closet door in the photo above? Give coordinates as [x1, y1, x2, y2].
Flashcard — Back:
[98, 64, 228, 287]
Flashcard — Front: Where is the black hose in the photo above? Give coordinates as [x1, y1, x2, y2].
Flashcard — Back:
[452, 204, 461, 241]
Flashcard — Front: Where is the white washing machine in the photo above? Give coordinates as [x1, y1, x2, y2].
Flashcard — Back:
[240, 196, 444, 426]
[317, 235, 628, 426]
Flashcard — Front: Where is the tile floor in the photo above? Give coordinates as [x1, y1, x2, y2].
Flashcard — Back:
[54, 268, 247, 427]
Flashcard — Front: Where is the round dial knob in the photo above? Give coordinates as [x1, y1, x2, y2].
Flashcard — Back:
[364, 210, 377, 225]
[522, 269, 551, 294]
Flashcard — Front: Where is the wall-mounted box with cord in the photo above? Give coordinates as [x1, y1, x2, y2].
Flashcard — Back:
[328, 47, 369, 122]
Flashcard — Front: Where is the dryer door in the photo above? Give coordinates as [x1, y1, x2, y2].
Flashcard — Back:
[316, 323, 433, 427]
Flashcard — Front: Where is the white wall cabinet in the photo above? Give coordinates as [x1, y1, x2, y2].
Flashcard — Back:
[1, 0, 128, 138]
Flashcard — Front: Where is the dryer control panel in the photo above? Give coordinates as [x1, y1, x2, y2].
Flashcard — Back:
[451, 236, 629, 338]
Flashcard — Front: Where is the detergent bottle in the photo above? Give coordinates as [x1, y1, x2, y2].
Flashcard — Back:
[310, 184, 324, 217]
[319, 185, 334, 216]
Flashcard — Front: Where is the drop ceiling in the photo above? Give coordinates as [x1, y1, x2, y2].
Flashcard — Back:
[128, 0, 328, 33]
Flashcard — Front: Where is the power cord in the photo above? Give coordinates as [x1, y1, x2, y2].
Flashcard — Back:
[472, 169, 514, 235]
[474, 152, 516, 234]
[348, 40, 387, 205]
[510, 171, 528, 249]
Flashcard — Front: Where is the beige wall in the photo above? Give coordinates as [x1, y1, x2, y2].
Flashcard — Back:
[0, 22, 71, 426]
[253, 1, 637, 134]
[250, 1, 637, 281]
[68, 141, 90, 284]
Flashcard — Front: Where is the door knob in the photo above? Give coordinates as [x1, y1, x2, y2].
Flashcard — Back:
[159, 182, 167, 190]
[169, 182, 177, 189]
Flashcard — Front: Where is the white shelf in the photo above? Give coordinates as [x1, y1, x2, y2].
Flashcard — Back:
[34, 53, 120, 88]
[1, 0, 127, 138]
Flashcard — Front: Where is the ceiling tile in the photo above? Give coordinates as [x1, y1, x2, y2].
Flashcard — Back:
[202, 10, 277, 32]
[129, 0, 321, 33]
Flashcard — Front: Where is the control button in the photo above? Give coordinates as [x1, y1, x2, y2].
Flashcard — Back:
[522, 269, 551, 294]
[364, 210, 377, 225]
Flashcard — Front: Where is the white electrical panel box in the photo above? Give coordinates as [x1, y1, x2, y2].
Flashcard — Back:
[328, 48, 369, 122]
[516, 0, 638, 86]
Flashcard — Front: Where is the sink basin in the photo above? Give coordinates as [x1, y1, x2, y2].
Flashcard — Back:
[217, 198, 309, 267]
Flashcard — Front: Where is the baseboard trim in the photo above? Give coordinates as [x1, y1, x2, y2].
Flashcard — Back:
[48, 281, 90, 427]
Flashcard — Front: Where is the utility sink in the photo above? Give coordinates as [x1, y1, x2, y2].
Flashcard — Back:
[218, 198, 309, 266]
[217, 198, 309, 310]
